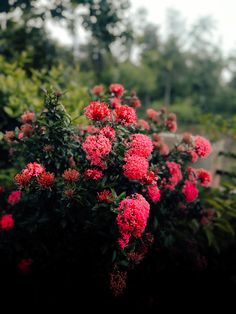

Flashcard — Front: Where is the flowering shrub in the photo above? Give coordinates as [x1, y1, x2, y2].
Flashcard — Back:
[0, 85, 230, 300]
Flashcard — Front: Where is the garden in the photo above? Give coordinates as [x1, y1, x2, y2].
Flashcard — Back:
[1, 1, 236, 312]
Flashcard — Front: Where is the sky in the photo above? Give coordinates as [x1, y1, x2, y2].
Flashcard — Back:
[49, 0, 236, 55]
[130, 0, 236, 54]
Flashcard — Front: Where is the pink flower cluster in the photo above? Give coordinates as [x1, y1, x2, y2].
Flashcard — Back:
[123, 134, 153, 181]
[165, 161, 182, 190]
[126, 134, 153, 159]
[15, 162, 55, 189]
[82, 134, 112, 168]
[7, 191, 21, 205]
[194, 135, 212, 158]
[0, 214, 14, 230]
[109, 83, 124, 98]
[115, 105, 136, 126]
[123, 155, 148, 181]
[116, 193, 150, 249]
[182, 180, 199, 202]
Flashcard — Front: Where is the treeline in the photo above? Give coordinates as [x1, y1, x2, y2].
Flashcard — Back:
[1, 0, 236, 117]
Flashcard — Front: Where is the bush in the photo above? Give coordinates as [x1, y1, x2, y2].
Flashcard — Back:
[0, 84, 234, 309]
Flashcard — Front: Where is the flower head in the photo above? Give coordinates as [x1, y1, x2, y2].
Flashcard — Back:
[26, 162, 45, 177]
[21, 111, 35, 123]
[109, 83, 124, 97]
[194, 136, 212, 158]
[123, 155, 149, 181]
[97, 190, 113, 202]
[196, 169, 212, 187]
[115, 105, 136, 126]
[62, 169, 80, 182]
[84, 101, 111, 121]
[8, 190, 21, 205]
[147, 185, 161, 203]
[91, 85, 103, 95]
[84, 169, 103, 180]
[182, 180, 199, 202]
[82, 134, 112, 168]
[0, 214, 14, 230]
[127, 133, 153, 158]
[116, 193, 150, 249]
[37, 172, 55, 188]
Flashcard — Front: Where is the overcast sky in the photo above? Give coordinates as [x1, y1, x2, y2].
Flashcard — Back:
[131, 0, 236, 53]
[49, 0, 236, 54]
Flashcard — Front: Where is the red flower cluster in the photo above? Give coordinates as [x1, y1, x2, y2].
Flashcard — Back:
[182, 180, 199, 202]
[26, 162, 45, 177]
[115, 105, 136, 126]
[84, 169, 103, 180]
[84, 101, 111, 121]
[62, 169, 80, 182]
[147, 185, 161, 203]
[99, 126, 116, 140]
[82, 134, 112, 168]
[15, 171, 31, 187]
[137, 119, 150, 130]
[165, 161, 182, 190]
[97, 190, 113, 202]
[7, 190, 21, 205]
[123, 155, 148, 181]
[37, 172, 55, 188]
[196, 169, 212, 187]
[21, 111, 35, 123]
[146, 108, 158, 120]
[110, 97, 121, 108]
[116, 193, 150, 249]
[109, 83, 124, 97]
[194, 135, 212, 158]
[126, 133, 153, 159]
[0, 214, 14, 230]
[91, 85, 103, 95]
[130, 95, 141, 108]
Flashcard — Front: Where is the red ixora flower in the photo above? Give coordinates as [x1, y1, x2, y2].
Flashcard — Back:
[17, 258, 33, 274]
[147, 185, 161, 203]
[123, 155, 149, 181]
[7, 190, 21, 205]
[91, 85, 103, 95]
[127, 133, 153, 158]
[137, 119, 150, 130]
[109, 83, 124, 97]
[97, 190, 113, 202]
[84, 169, 103, 180]
[0, 214, 14, 230]
[146, 108, 158, 120]
[15, 170, 31, 187]
[182, 180, 199, 202]
[84, 101, 111, 121]
[166, 120, 177, 133]
[194, 135, 212, 158]
[99, 126, 116, 140]
[20, 111, 35, 123]
[37, 172, 55, 188]
[26, 162, 45, 177]
[196, 168, 212, 187]
[165, 161, 182, 190]
[62, 169, 80, 182]
[82, 134, 112, 168]
[116, 193, 150, 249]
[115, 105, 136, 126]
